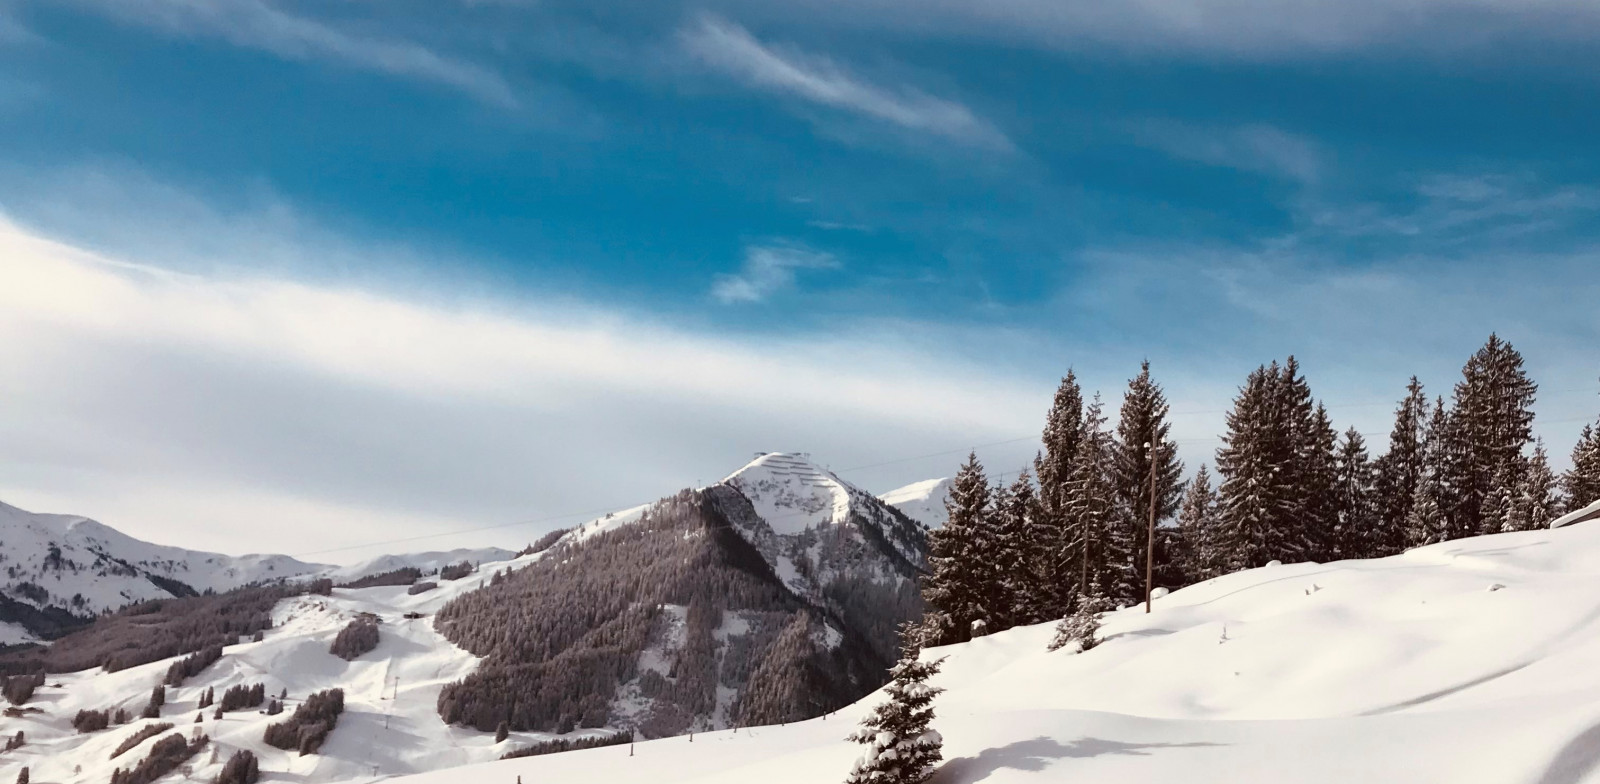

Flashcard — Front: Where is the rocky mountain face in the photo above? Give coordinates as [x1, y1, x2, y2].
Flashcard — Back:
[433, 453, 928, 738]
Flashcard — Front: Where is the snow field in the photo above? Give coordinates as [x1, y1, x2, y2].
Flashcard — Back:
[392, 519, 1600, 784]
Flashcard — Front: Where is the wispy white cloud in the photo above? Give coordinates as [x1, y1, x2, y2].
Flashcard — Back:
[0, 172, 1044, 560]
[1303, 172, 1600, 242]
[1131, 121, 1323, 183]
[56, 0, 517, 107]
[680, 15, 1012, 150]
[714, 0, 1600, 60]
[711, 244, 839, 304]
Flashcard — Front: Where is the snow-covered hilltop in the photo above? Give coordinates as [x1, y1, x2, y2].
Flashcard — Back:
[0, 452, 932, 784]
[878, 477, 951, 530]
[391, 517, 1600, 784]
[0, 500, 328, 635]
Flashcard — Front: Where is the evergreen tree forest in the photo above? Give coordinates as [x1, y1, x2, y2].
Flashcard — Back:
[919, 336, 1595, 640]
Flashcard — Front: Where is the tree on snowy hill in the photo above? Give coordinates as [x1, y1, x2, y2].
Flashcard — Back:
[1505, 442, 1561, 532]
[1216, 363, 1301, 570]
[1333, 430, 1377, 560]
[843, 645, 945, 784]
[1440, 334, 1538, 537]
[993, 471, 1044, 627]
[1066, 396, 1121, 603]
[1373, 377, 1429, 557]
[1176, 465, 1221, 581]
[1564, 418, 1600, 511]
[921, 453, 994, 645]
[1111, 361, 1185, 605]
[1034, 370, 1085, 619]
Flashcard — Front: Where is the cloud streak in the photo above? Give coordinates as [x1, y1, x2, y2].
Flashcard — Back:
[57, 0, 517, 107]
[1131, 122, 1323, 183]
[0, 211, 1043, 560]
[711, 244, 839, 304]
[681, 15, 1011, 149]
[715, 0, 1600, 60]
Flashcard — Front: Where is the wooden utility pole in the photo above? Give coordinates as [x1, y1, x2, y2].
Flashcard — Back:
[1145, 441, 1159, 614]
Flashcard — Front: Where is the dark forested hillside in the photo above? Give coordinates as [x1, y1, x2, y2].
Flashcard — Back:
[435, 481, 923, 738]
[0, 580, 329, 675]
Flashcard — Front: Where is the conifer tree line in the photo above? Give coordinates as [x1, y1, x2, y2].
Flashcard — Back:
[920, 336, 1599, 644]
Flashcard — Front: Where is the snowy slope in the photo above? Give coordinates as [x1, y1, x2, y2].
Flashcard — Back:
[0, 500, 328, 619]
[0, 547, 618, 784]
[878, 477, 951, 530]
[328, 548, 518, 582]
[390, 520, 1600, 784]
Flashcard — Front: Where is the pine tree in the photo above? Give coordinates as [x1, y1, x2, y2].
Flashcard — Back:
[1110, 361, 1185, 604]
[1508, 442, 1561, 532]
[1216, 364, 1299, 570]
[844, 647, 945, 784]
[992, 471, 1042, 628]
[1565, 420, 1600, 511]
[921, 453, 993, 645]
[1332, 429, 1376, 559]
[1299, 402, 1342, 561]
[1373, 377, 1428, 556]
[1033, 371, 1084, 619]
[1482, 459, 1525, 535]
[1064, 396, 1119, 602]
[1406, 466, 1448, 547]
[1176, 465, 1221, 580]
[1444, 334, 1539, 537]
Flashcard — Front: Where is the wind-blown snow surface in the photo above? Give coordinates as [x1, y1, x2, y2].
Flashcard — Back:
[878, 477, 951, 530]
[392, 521, 1600, 784]
[0, 547, 615, 784]
[0, 500, 328, 617]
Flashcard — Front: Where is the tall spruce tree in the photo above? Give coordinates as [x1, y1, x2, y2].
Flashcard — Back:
[921, 453, 993, 645]
[1110, 361, 1185, 604]
[843, 645, 945, 784]
[1216, 363, 1300, 570]
[1372, 378, 1428, 557]
[1444, 334, 1539, 537]
[1300, 402, 1342, 561]
[1333, 429, 1376, 559]
[994, 471, 1044, 627]
[1565, 419, 1600, 511]
[1176, 465, 1221, 581]
[1065, 396, 1119, 602]
[1033, 371, 1085, 618]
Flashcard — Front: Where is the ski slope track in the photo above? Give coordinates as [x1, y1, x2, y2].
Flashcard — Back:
[394, 519, 1600, 784]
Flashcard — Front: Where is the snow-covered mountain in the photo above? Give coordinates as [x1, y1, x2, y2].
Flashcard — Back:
[1, 452, 930, 783]
[0, 500, 329, 636]
[431, 452, 928, 738]
[387, 513, 1600, 784]
[878, 477, 950, 530]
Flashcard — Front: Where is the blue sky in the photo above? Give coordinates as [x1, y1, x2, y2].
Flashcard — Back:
[1, 0, 1598, 559]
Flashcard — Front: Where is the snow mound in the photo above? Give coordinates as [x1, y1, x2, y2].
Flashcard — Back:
[389, 519, 1600, 784]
